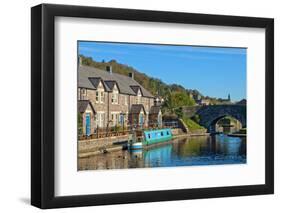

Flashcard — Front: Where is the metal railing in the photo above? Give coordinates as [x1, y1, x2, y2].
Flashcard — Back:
[78, 121, 179, 140]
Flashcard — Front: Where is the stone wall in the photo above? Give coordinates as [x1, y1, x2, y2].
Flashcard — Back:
[79, 88, 155, 129]
[79, 135, 128, 153]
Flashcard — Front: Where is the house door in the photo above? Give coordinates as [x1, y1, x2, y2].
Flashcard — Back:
[139, 113, 144, 127]
[86, 113, 91, 136]
[158, 113, 162, 127]
[120, 114, 124, 126]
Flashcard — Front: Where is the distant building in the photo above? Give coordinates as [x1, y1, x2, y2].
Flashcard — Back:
[200, 99, 211, 106]
[236, 99, 247, 105]
[149, 105, 162, 127]
[194, 98, 210, 106]
[194, 94, 233, 106]
[154, 95, 164, 106]
[217, 94, 232, 105]
[194, 95, 210, 106]
[193, 93, 201, 102]
[78, 63, 161, 136]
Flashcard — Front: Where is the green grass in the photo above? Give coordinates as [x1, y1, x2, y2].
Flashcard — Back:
[182, 117, 205, 130]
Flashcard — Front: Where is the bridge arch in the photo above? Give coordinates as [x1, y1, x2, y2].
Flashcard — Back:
[183, 105, 246, 133]
[208, 115, 243, 133]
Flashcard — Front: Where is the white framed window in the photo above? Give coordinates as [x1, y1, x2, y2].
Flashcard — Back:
[96, 82, 105, 103]
[111, 85, 119, 104]
[96, 90, 105, 103]
[136, 89, 142, 104]
[95, 91, 99, 102]
[96, 112, 105, 128]
[80, 88, 87, 100]
[81, 88, 86, 95]
[100, 91, 104, 103]
[139, 112, 144, 126]
[111, 93, 118, 104]
[111, 112, 120, 126]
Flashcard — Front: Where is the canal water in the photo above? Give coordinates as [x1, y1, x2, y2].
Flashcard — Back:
[78, 134, 246, 171]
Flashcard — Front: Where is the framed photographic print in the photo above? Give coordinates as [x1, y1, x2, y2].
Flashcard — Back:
[31, 3, 274, 209]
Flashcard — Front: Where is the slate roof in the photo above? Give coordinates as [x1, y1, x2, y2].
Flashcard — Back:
[103, 80, 120, 91]
[79, 65, 154, 98]
[149, 106, 161, 114]
[236, 99, 247, 105]
[88, 77, 100, 89]
[130, 85, 142, 95]
[78, 100, 96, 113]
[130, 104, 146, 114]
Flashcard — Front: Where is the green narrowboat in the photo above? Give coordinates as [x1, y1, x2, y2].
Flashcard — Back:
[128, 128, 173, 150]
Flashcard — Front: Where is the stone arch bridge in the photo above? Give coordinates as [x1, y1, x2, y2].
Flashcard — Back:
[182, 105, 246, 133]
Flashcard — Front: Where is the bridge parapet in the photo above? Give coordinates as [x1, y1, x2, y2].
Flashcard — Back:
[182, 105, 246, 131]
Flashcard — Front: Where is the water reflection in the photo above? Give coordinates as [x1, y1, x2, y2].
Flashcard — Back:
[78, 134, 246, 171]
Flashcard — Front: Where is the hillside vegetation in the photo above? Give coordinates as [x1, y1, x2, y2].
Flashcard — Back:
[80, 55, 224, 127]
[80, 55, 198, 104]
[80, 55, 213, 129]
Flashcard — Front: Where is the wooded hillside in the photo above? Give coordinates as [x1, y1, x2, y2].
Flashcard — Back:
[80, 55, 202, 107]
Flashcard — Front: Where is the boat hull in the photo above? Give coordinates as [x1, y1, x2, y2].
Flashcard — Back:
[143, 128, 172, 146]
[128, 142, 143, 150]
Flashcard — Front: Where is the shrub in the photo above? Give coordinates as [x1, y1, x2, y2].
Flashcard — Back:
[182, 117, 205, 131]
[191, 114, 200, 123]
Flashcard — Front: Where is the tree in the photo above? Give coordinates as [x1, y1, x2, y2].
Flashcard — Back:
[79, 55, 218, 109]
[78, 113, 83, 136]
[162, 91, 195, 117]
[170, 91, 195, 107]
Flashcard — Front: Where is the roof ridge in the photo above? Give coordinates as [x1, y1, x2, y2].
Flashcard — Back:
[79, 65, 154, 98]
[81, 64, 136, 81]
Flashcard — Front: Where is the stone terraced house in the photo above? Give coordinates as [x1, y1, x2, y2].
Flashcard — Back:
[78, 64, 162, 136]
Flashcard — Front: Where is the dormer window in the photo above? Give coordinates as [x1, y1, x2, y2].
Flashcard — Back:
[136, 89, 142, 104]
[100, 91, 104, 102]
[112, 91, 118, 104]
[96, 81, 105, 103]
[95, 91, 99, 102]
[111, 84, 119, 104]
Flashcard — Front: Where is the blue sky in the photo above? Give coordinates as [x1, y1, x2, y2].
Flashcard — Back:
[78, 41, 246, 101]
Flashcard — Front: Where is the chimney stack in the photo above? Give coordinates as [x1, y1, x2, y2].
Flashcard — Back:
[129, 72, 134, 79]
[106, 65, 112, 74]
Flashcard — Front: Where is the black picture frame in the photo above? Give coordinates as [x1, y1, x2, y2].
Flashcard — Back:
[31, 3, 274, 209]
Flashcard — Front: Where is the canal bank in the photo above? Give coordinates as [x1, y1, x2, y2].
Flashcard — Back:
[78, 134, 128, 158]
[227, 133, 246, 137]
[227, 128, 247, 137]
[78, 128, 210, 158]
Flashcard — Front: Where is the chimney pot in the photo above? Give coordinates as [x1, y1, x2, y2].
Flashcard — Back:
[106, 66, 112, 74]
[129, 72, 134, 79]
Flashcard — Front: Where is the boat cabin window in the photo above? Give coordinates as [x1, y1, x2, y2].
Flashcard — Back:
[161, 131, 164, 136]
[167, 131, 169, 135]
[148, 134, 150, 139]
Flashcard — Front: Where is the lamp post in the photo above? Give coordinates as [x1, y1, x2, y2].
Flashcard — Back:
[106, 120, 112, 137]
